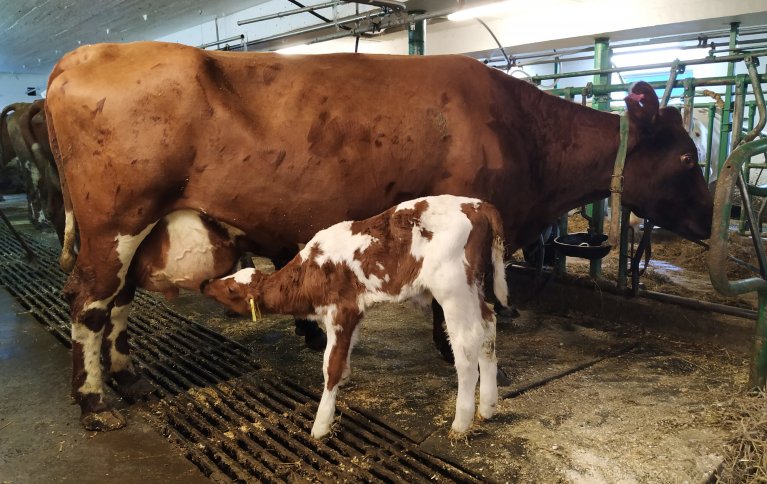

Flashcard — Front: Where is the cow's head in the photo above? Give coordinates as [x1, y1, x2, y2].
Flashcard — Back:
[621, 82, 713, 241]
[201, 268, 267, 316]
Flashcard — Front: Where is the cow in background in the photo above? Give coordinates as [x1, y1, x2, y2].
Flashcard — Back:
[0, 104, 30, 198]
[0, 100, 64, 239]
[45, 42, 712, 431]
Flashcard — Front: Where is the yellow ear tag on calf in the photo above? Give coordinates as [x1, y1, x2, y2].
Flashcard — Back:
[249, 297, 262, 322]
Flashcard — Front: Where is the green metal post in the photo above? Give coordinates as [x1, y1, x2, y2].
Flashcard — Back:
[408, 11, 425, 56]
[716, 22, 739, 176]
[754, 292, 767, 389]
[556, 89, 578, 276]
[709, 136, 767, 389]
[590, 38, 611, 279]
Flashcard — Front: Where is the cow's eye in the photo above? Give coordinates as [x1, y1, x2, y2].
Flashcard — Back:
[681, 153, 696, 168]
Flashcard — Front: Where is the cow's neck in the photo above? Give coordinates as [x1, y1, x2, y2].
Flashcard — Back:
[523, 92, 638, 223]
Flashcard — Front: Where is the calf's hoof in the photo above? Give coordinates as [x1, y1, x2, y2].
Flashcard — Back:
[113, 374, 156, 400]
[81, 409, 126, 431]
[311, 421, 332, 439]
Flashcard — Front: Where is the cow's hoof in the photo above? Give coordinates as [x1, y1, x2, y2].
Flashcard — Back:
[81, 409, 126, 431]
[495, 305, 520, 319]
[114, 375, 156, 400]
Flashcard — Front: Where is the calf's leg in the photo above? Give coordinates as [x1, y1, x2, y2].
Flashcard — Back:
[477, 317, 498, 420]
[439, 298, 485, 437]
[312, 307, 361, 439]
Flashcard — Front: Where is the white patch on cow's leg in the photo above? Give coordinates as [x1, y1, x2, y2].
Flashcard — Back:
[312, 306, 340, 439]
[440, 296, 484, 436]
[478, 315, 498, 420]
[107, 301, 133, 375]
[72, 319, 107, 397]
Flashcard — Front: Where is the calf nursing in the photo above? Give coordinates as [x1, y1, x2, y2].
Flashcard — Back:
[202, 195, 509, 439]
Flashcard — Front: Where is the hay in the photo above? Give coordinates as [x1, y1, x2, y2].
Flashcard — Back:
[713, 390, 767, 482]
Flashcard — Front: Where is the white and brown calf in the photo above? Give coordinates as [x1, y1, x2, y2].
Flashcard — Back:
[202, 195, 510, 439]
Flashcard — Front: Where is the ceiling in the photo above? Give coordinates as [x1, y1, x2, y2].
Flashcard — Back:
[0, 0, 460, 75]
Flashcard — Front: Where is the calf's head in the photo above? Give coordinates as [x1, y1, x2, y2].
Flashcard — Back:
[621, 82, 713, 241]
[201, 268, 266, 315]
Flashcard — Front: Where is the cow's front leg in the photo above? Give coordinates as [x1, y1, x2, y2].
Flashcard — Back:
[295, 318, 327, 351]
[312, 308, 360, 438]
[72, 304, 126, 431]
[101, 284, 155, 400]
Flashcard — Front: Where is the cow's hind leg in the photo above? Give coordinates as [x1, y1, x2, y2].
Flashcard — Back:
[312, 306, 361, 439]
[101, 283, 156, 399]
[67, 224, 156, 431]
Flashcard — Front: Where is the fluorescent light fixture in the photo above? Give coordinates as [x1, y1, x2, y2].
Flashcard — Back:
[447, 1, 515, 22]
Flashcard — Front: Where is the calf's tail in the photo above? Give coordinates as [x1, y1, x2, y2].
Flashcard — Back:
[485, 203, 509, 308]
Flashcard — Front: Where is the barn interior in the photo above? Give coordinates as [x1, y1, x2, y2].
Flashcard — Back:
[2, 0, 767, 482]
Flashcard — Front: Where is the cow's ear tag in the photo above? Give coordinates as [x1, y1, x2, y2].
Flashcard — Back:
[249, 297, 261, 322]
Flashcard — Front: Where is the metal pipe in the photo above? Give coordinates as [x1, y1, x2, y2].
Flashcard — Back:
[484, 26, 767, 69]
[660, 60, 680, 108]
[508, 264, 759, 319]
[253, 10, 388, 45]
[742, 56, 767, 144]
[247, 8, 451, 50]
[531, 50, 767, 83]
[352, 0, 405, 10]
[408, 10, 425, 56]
[198, 34, 244, 49]
[709, 136, 767, 296]
[237, 1, 338, 25]
[544, 75, 767, 98]
[589, 38, 610, 279]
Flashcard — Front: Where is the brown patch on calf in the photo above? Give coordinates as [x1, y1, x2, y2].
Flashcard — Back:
[326, 305, 363, 390]
[460, 202, 499, 322]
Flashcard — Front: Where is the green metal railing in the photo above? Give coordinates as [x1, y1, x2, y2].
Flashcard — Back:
[710, 137, 767, 388]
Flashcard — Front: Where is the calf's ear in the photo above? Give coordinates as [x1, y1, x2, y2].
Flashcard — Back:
[624, 81, 660, 132]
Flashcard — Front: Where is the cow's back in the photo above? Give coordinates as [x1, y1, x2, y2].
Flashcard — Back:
[46, 42, 519, 253]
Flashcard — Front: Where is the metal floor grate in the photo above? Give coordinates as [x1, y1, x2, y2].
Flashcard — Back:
[0, 221, 482, 483]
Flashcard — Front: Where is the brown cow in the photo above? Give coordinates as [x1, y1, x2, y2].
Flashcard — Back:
[1, 101, 63, 237]
[45, 41, 712, 431]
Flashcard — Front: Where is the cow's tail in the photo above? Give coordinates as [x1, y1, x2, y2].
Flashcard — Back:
[485, 203, 509, 309]
[44, 100, 77, 272]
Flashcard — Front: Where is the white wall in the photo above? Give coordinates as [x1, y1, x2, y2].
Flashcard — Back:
[0, 73, 47, 108]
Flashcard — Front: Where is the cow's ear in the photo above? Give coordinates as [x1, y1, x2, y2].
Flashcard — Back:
[657, 106, 683, 127]
[624, 81, 659, 131]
